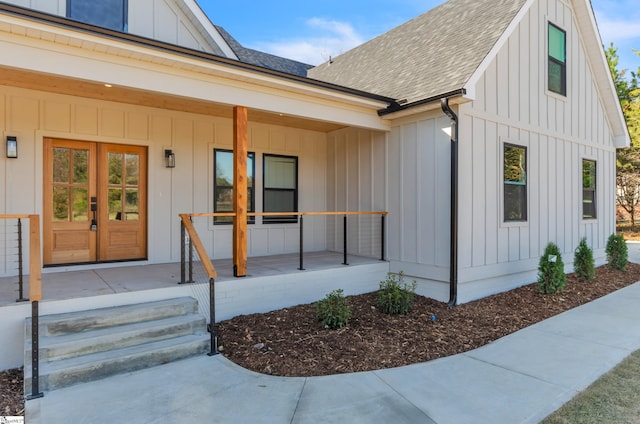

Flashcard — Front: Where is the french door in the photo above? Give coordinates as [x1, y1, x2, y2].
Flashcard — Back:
[43, 138, 147, 265]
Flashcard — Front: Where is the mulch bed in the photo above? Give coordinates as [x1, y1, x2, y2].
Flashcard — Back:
[0, 367, 23, 417]
[216, 263, 640, 377]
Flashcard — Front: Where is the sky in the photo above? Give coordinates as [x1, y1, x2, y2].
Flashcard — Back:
[198, 0, 640, 77]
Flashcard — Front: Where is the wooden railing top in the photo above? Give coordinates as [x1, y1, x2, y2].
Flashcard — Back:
[0, 214, 32, 219]
[179, 214, 217, 279]
[185, 211, 388, 218]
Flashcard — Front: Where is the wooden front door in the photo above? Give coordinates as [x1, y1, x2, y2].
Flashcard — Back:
[43, 138, 147, 265]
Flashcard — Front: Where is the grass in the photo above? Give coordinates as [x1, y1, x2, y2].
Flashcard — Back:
[541, 349, 640, 423]
[617, 222, 640, 241]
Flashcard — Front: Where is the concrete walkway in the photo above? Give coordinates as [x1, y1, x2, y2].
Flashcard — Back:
[24, 244, 640, 423]
[25, 278, 640, 423]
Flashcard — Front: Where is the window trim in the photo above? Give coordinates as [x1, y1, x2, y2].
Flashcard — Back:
[547, 21, 567, 96]
[582, 158, 597, 220]
[262, 153, 298, 224]
[213, 149, 255, 225]
[502, 142, 528, 224]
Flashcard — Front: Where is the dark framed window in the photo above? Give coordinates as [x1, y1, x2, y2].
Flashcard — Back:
[548, 22, 566, 96]
[67, 0, 128, 32]
[504, 144, 527, 222]
[214, 149, 254, 224]
[583, 160, 597, 219]
[263, 154, 298, 224]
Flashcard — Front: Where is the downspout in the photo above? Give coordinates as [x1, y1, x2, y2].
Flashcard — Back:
[440, 98, 458, 307]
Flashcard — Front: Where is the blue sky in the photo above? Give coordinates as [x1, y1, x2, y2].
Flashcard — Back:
[199, 0, 640, 76]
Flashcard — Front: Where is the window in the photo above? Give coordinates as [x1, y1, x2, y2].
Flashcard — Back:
[67, 0, 128, 32]
[504, 144, 527, 222]
[548, 23, 567, 96]
[214, 150, 254, 224]
[583, 160, 597, 219]
[263, 154, 298, 223]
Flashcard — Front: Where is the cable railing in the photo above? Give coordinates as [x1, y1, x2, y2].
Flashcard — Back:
[1, 214, 43, 400]
[178, 210, 387, 357]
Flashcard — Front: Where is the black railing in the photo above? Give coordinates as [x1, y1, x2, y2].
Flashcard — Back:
[2, 214, 44, 400]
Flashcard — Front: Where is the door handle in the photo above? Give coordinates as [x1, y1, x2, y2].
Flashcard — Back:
[90, 197, 97, 231]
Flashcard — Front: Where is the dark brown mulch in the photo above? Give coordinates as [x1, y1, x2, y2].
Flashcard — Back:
[0, 367, 23, 417]
[216, 263, 640, 377]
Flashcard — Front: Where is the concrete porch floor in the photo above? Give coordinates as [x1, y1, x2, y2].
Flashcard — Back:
[0, 251, 383, 307]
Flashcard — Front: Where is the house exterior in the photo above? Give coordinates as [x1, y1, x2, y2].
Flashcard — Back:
[0, 0, 629, 307]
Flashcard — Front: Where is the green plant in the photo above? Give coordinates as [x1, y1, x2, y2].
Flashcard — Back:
[574, 237, 595, 280]
[606, 233, 628, 270]
[315, 289, 351, 329]
[537, 242, 566, 294]
[377, 271, 417, 314]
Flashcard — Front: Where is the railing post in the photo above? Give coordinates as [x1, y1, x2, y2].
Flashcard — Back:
[188, 216, 194, 283]
[298, 215, 305, 270]
[207, 277, 218, 356]
[180, 219, 186, 283]
[380, 214, 386, 261]
[16, 218, 27, 302]
[342, 215, 349, 265]
[26, 300, 44, 400]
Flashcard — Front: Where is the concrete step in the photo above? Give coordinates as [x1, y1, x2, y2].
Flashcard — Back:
[27, 297, 199, 337]
[24, 297, 210, 393]
[28, 314, 206, 362]
[25, 334, 210, 392]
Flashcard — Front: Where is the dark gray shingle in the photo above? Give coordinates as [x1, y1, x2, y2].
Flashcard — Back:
[216, 25, 313, 77]
[308, 0, 528, 103]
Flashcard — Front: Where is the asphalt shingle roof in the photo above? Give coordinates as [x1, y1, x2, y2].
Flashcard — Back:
[216, 25, 313, 77]
[308, 0, 528, 103]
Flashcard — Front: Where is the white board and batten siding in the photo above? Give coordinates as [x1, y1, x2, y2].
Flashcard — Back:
[0, 84, 330, 276]
[329, 0, 620, 303]
[326, 128, 387, 260]
[1, 0, 225, 55]
[455, 0, 617, 302]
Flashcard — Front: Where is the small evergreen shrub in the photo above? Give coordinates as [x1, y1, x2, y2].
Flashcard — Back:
[315, 289, 351, 329]
[377, 271, 417, 315]
[537, 242, 566, 294]
[574, 237, 595, 280]
[606, 233, 628, 270]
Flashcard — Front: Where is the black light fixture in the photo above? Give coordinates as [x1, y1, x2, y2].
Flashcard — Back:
[164, 149, 175, 168]
[6, 136, 17, 159]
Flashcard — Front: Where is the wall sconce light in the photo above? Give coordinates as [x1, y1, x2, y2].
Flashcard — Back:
[6, 136, 17, 159]
[164, 149, 175, 168]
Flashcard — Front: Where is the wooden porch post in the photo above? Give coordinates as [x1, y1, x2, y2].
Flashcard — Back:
[233, 106, 248, 277]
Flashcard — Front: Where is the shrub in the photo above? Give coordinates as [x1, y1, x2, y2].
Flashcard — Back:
[315, 289, 351, 329]
[606, 233, 628, 270]
[537, 242, 566, 294]
[574, 237, 595, 280]
[377, 271, 417, 314]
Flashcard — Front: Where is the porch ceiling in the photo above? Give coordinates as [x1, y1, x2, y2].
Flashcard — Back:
[0, 66, 346, 133]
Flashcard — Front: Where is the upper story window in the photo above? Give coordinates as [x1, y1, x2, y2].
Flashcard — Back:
[548, 22, 567, 96]
[263, 154, 298, 224]
[582, 160, 597, 219]
[214, 149, 255, 224]
[67, 0, 128, 32]
[504, 144, 527, 222]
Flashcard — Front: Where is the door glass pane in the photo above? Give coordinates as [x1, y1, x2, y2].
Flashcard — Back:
[125, 188, 139, 221]
[73, 150, 89, 183]
[125, 154, 139, 185]
[109, 188, 123, 221]
[109, 152, 123, 185]
[72, 188, 89, 222]
[53, 148, 69, 183]
[53, 186, 70, 221]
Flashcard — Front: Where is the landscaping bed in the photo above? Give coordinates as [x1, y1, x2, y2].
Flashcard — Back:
[217, 263, 640, 377]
